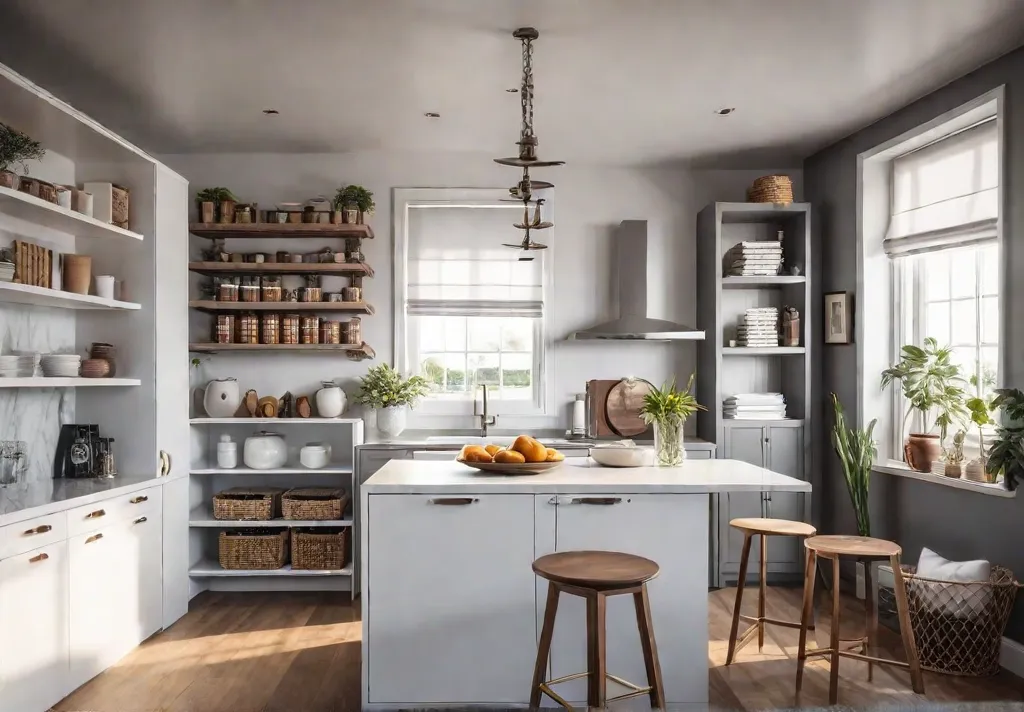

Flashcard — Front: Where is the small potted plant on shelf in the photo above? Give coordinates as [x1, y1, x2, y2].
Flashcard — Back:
[830, 393, 876, 596]
[986, 388, 1024, 490]
[965, 370, 997, 481]
[639, 374, 705, 467]
[0, 123, 45, 190]
[880, 337, 968, 473]
[196, 187, 237, 224]
[354, 363, 429, 439]
[333, 184, 373, 224]
[943, 430, 966, 478]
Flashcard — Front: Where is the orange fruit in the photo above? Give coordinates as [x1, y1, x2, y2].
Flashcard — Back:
[460, 444, 492, 463]
[484, 444, 502, 456]
[494, 449, 526, 464]
[545, 448, 565, 462]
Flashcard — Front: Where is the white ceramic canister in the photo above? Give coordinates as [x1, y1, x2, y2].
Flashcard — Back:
[299, 442, 332, 469]
[202, 377, 240, 418]
[216, 434, 238, 469]
[315, 380, 346, 418]
[243, 431, 287, 469]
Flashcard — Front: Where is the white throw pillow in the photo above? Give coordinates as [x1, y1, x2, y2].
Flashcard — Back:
[915, 547, 991, 617]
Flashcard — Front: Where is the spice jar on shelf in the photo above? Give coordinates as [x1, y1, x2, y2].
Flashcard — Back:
[217, 282, 239, 302]
[319, 320, 341, 344]
[215, 314, 236, 344]
[348, 316, 361, 345]
[300, 287, 322, 302]
[282, 314, 300, 344]
[300, 316, 320, 344]
[237, 313, 259, 344]
[261, 313, 281, 345]
[261, 275, 282, 302]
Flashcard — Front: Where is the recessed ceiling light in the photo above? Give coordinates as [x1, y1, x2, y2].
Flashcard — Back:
[424, 112, 440, 118]
[506, 88, 519, 93]
[262, 109, 280, 115]
[714, 107, 736, 116]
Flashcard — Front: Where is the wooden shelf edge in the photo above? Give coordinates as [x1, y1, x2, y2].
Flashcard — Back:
[189, 300, 374, 314]
[189, 222, 373, 239]
[188, 342, 375, 360]
[188, 261, 374, 277]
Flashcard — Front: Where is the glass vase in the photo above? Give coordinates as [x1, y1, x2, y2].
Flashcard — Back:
[654, 417, 685, 467]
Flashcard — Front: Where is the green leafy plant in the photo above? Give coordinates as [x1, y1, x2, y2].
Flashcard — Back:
[830, 393, 876, 537]
[944, 430, 966, 465]
[986, 388, 1024, 490]
[0, 123, 45, 174]
[333, 184, 374, 213]
[639, 374, 705, 425]
[196, 187, 237, 204]
[880, 337, 969, 445]
[354, 364, 429, 409]
[966, 369, 998, 461]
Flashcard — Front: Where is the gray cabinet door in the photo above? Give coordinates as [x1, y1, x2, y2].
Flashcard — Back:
[723, 424, 767, 467]
[719, 425, 768, 583]
[765, 425, 806, 569]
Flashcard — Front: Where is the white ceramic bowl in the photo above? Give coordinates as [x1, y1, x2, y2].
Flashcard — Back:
[589, 441, 655, 468]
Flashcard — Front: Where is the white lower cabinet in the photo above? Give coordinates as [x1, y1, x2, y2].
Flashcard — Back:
[366, 493, 538, 704]
[0, 540, 70, 711]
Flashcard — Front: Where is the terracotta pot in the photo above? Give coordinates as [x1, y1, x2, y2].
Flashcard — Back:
[0, 170, 16, 189]
[965, 459, 997, 483]
[218, 200, 236, 224]
[943, 462, 963, 479]
[330, 210, 343, 225]
[199, 201, 215, 223]
[62, 254, 92, 295]
[904, 433, 941, 473]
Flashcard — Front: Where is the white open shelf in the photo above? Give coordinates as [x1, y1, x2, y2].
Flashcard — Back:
[721, 275, 806, 288]
[189, 559, 352, 577]
[190, 417, 362, 425]
[189, 506, 352, 528]
[0, 281, 140, 310]
[0, 377, 141, 388]
[0, 185, 144, 241]
[722, 346, 806, 355]
[191, 464, 353, 475]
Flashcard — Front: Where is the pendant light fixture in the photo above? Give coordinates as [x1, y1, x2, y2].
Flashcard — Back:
[495, 27, 563, 252]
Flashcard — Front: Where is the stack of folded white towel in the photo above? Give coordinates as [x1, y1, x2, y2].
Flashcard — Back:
[724, 240, 784, 276]
[723, 393, 787, 420]
[737, 307, 780, 347]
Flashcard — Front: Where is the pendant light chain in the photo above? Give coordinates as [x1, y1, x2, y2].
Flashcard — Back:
[520, 35, 534, 144]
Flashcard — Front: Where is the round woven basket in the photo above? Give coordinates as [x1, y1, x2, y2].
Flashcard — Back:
[747, 175, 794, 205]
[902, 564, 1022, 676]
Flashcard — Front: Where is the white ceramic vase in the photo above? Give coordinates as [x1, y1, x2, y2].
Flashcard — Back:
[376, 406, 407, 438]
[315, 381, 346, 418]
[202, 377, 240, 418]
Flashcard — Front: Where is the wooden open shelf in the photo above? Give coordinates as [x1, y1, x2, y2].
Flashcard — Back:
[189, 223, 373, 240]
[188, 342, 375, 360]
[188, 261, 374, 277]
[189, 300, 375, 315]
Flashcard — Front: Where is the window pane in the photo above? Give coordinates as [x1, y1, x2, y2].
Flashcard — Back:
[468, 353, 499, 387]
[981, 296, 999, 344]
[500, 353, 533, 400]
[419, 316, 444, 352]
[980, 245, 999, 296]
[923, 252, 949, 301]
[950, 249, 976, 299]
[952, 347, 978, 385]
[419, 354, 446, 391]
[467, 317, 501, 351]
[501, 318, 534, 352]
[443, 353, 467, 392]
[950, 300, 977, 346]
[925, 302, 950, 347]
[444, 318, 466, 351]
[981, 347, 999, 390]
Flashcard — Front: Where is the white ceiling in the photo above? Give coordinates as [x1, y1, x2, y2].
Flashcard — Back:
[1, 0, 1023, 166]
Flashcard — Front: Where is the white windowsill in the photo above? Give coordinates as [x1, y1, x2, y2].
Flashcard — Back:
[874, 461, 1016, 498]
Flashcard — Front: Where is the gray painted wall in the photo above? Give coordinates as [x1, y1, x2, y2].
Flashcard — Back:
[804, 45, 1024, 640]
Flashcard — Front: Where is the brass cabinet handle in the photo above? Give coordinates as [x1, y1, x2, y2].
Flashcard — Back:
[85, 533, 104, 544]
[130, 495, 149, 504]
[24, 524, 53, 535]
[134, 516, 148, 524]
[159, 450, 171, 477]
[86, 509, 106, 519]
[569, 497, 622, 505]
[428, 497, 478, 506]
[29, 552, 49, 563]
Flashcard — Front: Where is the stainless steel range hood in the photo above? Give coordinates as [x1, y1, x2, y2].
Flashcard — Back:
[568, 220, 705, 341]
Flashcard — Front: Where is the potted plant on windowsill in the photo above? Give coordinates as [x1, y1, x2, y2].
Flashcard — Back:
[831, 393, 876, 597]
[354, 363, 429, 439]
[943, 430, 966, 478]
[0, 123, 45, 190]
[639, 374, 705, 467]
[986, 388, 1024, 490]
[880, 337, 969, 473]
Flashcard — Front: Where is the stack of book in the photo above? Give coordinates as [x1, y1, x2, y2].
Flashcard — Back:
[724, 240, 784, 276]
[723, 393, 787, 420]
[737, 307, 780, 347]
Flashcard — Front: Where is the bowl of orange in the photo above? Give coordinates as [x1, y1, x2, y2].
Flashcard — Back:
[456, 435, 565, 475]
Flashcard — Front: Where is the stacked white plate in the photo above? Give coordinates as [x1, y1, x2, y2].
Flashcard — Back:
[0, 352, 40, 377]
[724, 241, 784, 276]
[40, 353, 81, 378]
[737, 307, 780, 347]
[0, 261, 14, 282]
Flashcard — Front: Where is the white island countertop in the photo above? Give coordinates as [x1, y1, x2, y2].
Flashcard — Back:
[363, 458, 811, 494]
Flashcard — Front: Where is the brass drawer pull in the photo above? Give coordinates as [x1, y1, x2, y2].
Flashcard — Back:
[86, 509, 106, 519]
[428, 497, 478, 506]
[29, 552, 49, 563]
[134, 516, 148, 524]
[570, 497, 622, 505]
[130, 495, 149, 504]
[85, 533, 104, 544]
[24, 524, 53, 535]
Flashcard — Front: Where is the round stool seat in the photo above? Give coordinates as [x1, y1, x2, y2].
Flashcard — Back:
[730, 517, 816, 537]
[533, 550, 659, 589]
[805, 535, 901, 558]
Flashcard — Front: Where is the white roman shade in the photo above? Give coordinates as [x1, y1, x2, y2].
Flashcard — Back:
[406, 204, 544, 317]
[884, 118, 998, 258]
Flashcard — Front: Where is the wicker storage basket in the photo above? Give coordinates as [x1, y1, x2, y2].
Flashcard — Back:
[291, 528, 349, 570]
[902, 564, 1022, 676]
[282, 487, 349, 521]
[747, 174, 794, 205]
[219, 529, 289, 570]
[213, 487, 284, 521]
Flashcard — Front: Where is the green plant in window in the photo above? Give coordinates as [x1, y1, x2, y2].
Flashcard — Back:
[986, 388, 1024, 490]
[830, 393, 875, 537]
[880, 337, 969, 444]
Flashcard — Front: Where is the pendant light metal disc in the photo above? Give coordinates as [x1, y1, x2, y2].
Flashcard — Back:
[513, 221, 553, 230]
[494, 157, 566, 168]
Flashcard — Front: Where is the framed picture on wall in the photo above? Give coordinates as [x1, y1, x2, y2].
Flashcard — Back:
[824, 291, 852, 344]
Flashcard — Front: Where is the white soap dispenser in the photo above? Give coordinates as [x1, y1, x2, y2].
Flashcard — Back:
[217, 433, 238, 469]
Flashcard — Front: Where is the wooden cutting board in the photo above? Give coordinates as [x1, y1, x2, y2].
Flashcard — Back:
[586, 378, 653, 438]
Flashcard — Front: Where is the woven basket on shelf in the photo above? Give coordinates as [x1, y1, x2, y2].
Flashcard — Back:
[213, 487, 284, 521]
[902, 564, 1022, 676]
[282, 487, 349, 521]
[292, 528, 349, 570]
[747, 174, 794, 205]
[219, 529, 289, 570]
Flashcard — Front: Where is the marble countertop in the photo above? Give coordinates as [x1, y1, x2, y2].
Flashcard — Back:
[362, 458, 809, 495]
[0, 475, 165, 526]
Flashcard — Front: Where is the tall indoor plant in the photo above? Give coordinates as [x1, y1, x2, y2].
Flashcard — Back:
[354, 364, 429, 438]
[986, 388, 1024, 490]
[0, 122, 45, 189]
[880, 337, 968, 472]
[830, 393, 875, 537]
[639, 374, 705, 467]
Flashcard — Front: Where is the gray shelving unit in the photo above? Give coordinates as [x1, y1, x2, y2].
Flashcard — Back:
[695, 202, 812, 587]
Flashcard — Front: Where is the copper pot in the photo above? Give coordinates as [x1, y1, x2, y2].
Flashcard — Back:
[904, 433, 941, 473]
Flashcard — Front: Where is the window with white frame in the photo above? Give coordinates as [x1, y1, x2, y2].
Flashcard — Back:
[887, 118, 1000, 456]
[395, 191, 550, 415]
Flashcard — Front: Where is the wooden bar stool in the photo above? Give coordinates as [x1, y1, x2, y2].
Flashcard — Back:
[530, 550, 666, 710]
[796, 535, 924, 705]
[726, 517, 817, 664]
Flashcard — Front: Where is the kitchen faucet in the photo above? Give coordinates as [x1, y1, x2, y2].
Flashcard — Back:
[478, 385, 497, 437]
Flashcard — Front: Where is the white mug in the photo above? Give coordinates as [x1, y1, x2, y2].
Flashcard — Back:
[95, 275, 115, 300]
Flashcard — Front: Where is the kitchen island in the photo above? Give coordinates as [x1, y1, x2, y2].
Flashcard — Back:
[360, 458, 811, 709]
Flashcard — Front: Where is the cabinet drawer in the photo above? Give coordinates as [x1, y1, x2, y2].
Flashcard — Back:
[0, 511, 67, 560]
[67, 485, 162, 536]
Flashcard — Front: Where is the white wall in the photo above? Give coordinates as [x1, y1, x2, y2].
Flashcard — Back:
[163, 151, 801, 431]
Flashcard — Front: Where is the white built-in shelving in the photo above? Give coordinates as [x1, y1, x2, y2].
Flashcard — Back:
[188, 506, 351, 528]
[0, 281, 140, 310]
[0, 377, 141, 388]
[190, 417, 362, 425]
[0, 185, 144, 241]
[189, 560, 353, 577]
[722, 346, 806, 355]
[190, 465, 353, 475]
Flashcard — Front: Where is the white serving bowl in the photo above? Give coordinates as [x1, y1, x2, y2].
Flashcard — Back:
[589, 440, 655, 468]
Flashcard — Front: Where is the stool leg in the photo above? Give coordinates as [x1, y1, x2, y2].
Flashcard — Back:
[890, 554, 925, 695]
[795, 547, 816, 697]
[758, 533, 768, 652]
[530, 582, 560, 708]
[828, 556, 842, 705]
[726, 532, 753, 665]
[634, 584, 666, 709]
[585, 591, 607, 709]
[863, 558, 875, 683]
